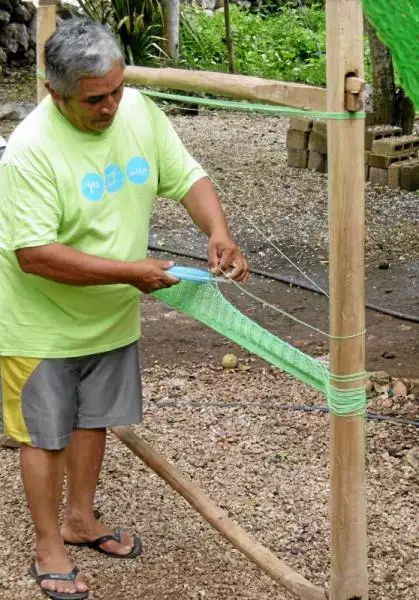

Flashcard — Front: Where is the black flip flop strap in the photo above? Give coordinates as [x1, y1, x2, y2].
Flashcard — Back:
[38, 567, 80, 583]
[88, 528, 121, 549]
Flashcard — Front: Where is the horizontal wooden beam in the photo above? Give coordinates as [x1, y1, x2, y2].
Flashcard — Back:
[111, 426, 327, 600]
[124, 66, 326, 111]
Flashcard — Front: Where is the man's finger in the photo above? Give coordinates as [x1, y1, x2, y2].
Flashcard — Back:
[208, 244, 221, 273]
[218, 248, 235, 273]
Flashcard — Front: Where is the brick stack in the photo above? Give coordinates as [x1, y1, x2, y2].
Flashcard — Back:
[368, 132, 419, 190]
[286, 118, 419, 190]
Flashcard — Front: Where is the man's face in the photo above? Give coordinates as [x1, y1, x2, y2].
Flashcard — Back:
[49, 62, 125, 133]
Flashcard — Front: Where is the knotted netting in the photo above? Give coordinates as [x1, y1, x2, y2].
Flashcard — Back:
[153, 283, 367, 415]
[154, 282, 328, 395]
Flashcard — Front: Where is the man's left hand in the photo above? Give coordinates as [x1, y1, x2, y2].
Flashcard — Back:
[208, 234, 249, 282]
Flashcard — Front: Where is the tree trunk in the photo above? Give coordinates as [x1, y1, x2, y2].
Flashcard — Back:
[395, 88, 415, 135]
[224, 0, 236, 74]
[163, 0, 179, 61]
[365, 19, 396, 125]
[365, 20, 414, 134]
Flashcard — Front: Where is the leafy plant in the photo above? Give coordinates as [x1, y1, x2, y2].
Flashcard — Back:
[179, 4, 371, 87]
[76, 0, 167, 65]
[76, 0, 113, 24]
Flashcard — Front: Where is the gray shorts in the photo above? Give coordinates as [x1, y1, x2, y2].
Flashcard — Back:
[0, 342, 142, 450]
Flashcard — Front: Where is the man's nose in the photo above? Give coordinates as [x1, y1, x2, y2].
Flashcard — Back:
[101, 96, 117, 115]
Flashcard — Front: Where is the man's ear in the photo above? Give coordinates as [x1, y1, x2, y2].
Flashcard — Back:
[44, 81, 61, 103]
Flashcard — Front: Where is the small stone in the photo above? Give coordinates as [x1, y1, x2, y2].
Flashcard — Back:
[382, 398, 393, 409]
[373, 382, 389, 395]
[222, 353, 238, 369]
[369, 370, 391, 386]
[392, 380, 407, 398]
[381, 351, 396, 359]
[378, 260, 390, 269]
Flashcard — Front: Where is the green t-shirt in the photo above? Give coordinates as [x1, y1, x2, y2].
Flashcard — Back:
[0, 88, 206, 357]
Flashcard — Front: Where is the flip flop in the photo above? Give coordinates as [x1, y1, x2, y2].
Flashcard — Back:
[30, 562, 89, 600]
[65, 527, 143, 559]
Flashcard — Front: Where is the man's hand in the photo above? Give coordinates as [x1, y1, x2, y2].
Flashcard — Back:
[181, 178, 250, 283]
[129, 258, 180, 293]
[208, 234, 249, 282]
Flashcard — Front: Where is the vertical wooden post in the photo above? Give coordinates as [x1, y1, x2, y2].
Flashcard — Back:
[36, 0, 56, 103]
[326, 1, 368, 599]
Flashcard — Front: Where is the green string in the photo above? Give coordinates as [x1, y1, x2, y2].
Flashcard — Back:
[141, 89, 366, 120]
[327, 372, 366, 416]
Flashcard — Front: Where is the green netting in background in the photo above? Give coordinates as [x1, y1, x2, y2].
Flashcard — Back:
[362, 0, 419, 108]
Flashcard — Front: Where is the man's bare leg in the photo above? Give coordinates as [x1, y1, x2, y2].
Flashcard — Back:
[61, 428, 134, 554]
[20, 445, 88, 595]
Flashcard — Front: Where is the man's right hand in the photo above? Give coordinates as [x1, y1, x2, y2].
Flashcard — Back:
[129, 259, 179, 293]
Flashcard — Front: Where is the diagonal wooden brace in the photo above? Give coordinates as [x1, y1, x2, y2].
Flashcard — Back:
[111, 426, 328, 600]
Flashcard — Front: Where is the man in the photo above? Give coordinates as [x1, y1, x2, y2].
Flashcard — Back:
[0, 18, 248, 600]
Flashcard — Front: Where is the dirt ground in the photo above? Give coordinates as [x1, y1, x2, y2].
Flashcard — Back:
[0, 70, 418, 600]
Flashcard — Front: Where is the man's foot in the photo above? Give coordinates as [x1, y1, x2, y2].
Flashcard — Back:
[33, 546, 88, 598]
[61, 518, 142, 558]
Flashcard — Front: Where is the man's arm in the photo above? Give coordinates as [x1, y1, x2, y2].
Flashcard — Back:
[16, 243, 178, 293]
[181, 177, 249, 282]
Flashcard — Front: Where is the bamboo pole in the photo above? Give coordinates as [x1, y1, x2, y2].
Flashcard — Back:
[124, 66, 327, 110]
[111, 426, 327, 600]
[36, 0, 56, 103]
[326, 1, 368, 599]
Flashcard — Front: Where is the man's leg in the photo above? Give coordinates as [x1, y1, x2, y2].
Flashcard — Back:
[61, 428, 135, 554]
[20, 445, 88, 595]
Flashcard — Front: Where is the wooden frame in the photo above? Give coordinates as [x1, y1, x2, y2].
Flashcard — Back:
[36, 1, 367, 598]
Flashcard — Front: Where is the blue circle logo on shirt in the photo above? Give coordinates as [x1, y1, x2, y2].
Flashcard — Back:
[126, 156, 150, 185]
[81, 173, 105, 202]
[105, 164, 124, 193]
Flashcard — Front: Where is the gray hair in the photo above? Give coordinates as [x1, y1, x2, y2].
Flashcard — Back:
[45, 18, 125, 99]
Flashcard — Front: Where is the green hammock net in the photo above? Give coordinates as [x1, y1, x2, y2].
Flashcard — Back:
[153, 282, 366, 416]
[152, 1, 418, 415]
[154, 282, 328, 393]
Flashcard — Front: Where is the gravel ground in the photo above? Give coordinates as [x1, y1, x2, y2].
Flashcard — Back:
[0, 72, 418, 600]
[0, 365, 417, 600]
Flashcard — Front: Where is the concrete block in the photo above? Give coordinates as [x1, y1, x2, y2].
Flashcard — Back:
[400, 158, 419, 191]
[388, 163, 402, 188]
[289, 117, 313, 132]
[312, 120, 327, 134]
[308, 131, 327, 154]
[368, 149, 418, 169]
[308, 151, 327, 173]
[369, 167, 388, 186]
[287, 148, 308, 168]
[286, 129, 309, 150]
[372, 134, 419, 156]
[365, 151, 371, 165]
[365, 125, 402, 151]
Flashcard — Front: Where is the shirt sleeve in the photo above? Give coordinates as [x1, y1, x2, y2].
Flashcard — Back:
[0, 161, 62, 251]
[144, 95, 207, 201]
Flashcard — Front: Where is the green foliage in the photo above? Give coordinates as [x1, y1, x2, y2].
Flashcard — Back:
[180, 4, 371, 87]
[180, 4, 327, 85]
[76, 0, 166, 65]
